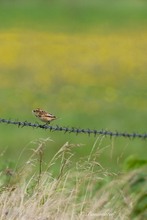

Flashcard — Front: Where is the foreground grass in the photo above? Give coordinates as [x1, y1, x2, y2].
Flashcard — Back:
[0, 139, 146, 219]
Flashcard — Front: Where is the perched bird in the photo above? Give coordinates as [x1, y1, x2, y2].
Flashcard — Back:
[32, 108, 57, 124]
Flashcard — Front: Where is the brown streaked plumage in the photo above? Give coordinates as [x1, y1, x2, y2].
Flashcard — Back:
[32, 108, 57, 124]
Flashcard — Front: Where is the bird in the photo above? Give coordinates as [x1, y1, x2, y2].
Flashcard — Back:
[32, 108, 57, 124]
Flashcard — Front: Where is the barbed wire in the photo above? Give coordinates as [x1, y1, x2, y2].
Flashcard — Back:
[0, 118, 147, 139]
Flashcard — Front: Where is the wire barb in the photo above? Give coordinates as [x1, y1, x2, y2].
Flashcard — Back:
[0, 118, 147, 140]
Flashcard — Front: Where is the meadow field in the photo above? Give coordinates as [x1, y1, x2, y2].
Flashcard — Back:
[0, 1, 147, 219]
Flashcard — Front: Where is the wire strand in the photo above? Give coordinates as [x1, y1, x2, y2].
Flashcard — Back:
[0, 118, 147, 139]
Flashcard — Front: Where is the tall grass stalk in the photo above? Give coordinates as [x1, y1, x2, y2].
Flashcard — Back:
[0, 138, 145, 219]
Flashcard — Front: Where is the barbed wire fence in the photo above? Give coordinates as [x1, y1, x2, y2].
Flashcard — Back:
[1, 118, 147, 139]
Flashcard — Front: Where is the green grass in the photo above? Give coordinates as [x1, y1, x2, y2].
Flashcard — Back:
[0, 1, 147, 172]
[0, 1, 147, 31]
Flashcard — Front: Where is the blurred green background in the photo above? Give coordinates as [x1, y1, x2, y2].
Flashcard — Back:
[0, 0, 147, 171]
